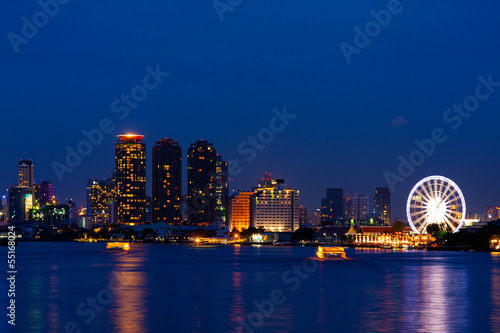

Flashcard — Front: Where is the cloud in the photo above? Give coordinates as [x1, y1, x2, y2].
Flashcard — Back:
[389, 116, 409, 127]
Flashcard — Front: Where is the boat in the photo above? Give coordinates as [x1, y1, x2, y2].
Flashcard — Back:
[316, 246, 347, 259]
[381, 244, 393, 249]
[106, 242, 131, 251]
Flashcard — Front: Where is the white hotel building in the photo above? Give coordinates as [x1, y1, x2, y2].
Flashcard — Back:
[251, 180, 299, 232]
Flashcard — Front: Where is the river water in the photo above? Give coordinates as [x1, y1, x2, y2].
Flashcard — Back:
[3, 242, 500, 332]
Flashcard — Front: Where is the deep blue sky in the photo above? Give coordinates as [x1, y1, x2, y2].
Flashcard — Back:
[1, 0, 500, 219]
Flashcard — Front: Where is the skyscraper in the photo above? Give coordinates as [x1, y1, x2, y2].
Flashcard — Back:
[227, 191, 253, 232]
[187, 140, 217, 225]
[18, 160, 34, 189]
[351, 195, 369, 221]
[215, 155, 229, 221]
[40, 181, 54, 206]
[87, 178, 116, 226]
[7, 185, 32, 223]
[251, 177, 299, 232]
[374, 187, 391, 225]
[152, 138, 182, 224]
[115, 134, 146, 225]
[321, 188, 344, 224]
[299, 205, 308, 226]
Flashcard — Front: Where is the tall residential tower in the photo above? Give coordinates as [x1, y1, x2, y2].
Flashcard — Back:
[115, 134, 146, 225]
[374, 187, 391, 225]
[152, 138, 182, 224]
[187, 140, 217, 225]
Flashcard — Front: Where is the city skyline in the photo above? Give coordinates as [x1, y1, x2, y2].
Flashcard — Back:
[2, 134, 498, 222]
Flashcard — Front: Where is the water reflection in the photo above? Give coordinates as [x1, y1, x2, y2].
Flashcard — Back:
[47, 265, 60, 333]
[356, 256, 470, 332]
[490, 254, 500, 332]
[109, 251, 148, 333]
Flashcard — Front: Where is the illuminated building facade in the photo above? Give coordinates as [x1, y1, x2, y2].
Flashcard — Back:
[374, 187, 391, 225]
[228, 191, 253, 232]
[187, 140, 217, 225]
[485, 206, 500, 221]
[314, 209, 322, 227]
[7, 185, 32, 223]
[115, 135, 146, 225]
[87, 178, 115, 225]
[351, 195, 369, 221]
[30, 204, 71, 226]
[299, 205, 308, 226]
[251, 178, 299, 232]
[215, 155, 229, 221]
[152, 138, 182, 224]
[78, 207, 89, 229]
[321, 188, 344, 224]
[18, 160, 34, 189]
[40, 181, 54, 207]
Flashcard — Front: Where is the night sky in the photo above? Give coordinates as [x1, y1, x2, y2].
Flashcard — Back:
[1, 0, 500, 219]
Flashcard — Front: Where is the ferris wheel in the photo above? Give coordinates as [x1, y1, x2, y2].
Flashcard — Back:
[406, 176, 466, 234]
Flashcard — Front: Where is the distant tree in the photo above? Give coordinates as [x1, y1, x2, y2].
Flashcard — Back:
[291, 227, 316, 241]
[125, 229, 137, 241]
[240, 227, 260, 240]
[391, 221, 406, 233]
[427, 223, 443, 238]
[55, 227, 78, 240]
[97, 228, 111, 240]
[141, 228, 156, 240]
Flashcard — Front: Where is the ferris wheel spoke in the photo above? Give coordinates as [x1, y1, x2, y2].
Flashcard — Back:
[413, 187, 431, 203]
[419, 184, 434, 203]
[443, 216, 458, 230]
[444, 210, 460, 223]
[412, 214, 428, 231]
[441, 181, 454, 198]
[446, 196, 463, 205]
[443, 214, 460, 230]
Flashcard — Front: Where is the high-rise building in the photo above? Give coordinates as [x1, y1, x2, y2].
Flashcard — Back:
[7, 186, 32, 223]
[78, 207, 88, 229]
[115, 134, 146, 225]
[215, 155, 229, 221]
[258, 172, 273, 188]
[485, 206, 500, 221]
[152, 138, 182, 224]
[344, 194, 352, 220]
[39, 181, 54, 207]
[321, 188, 344, 224]
[227, 191, 253, 232]
[145, 197, 153, 224]
[87, 178, 115, 225]
[314, 209, 322, 227]
[187, 140, 217, 225]
[251, 177, 299, 232]
[351, 195, 369, 221]
[374, 187, 391, 225]
[299, 205, 308, 226]
[18, 160, 34, 189]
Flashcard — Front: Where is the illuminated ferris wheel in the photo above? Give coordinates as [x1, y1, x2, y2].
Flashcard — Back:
[406, 176, 466, 234]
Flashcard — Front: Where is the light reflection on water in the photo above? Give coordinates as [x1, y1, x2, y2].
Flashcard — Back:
[108, 249, 148, 333]
[14, 243, 500, 333]
[491, 253, 500, 333]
